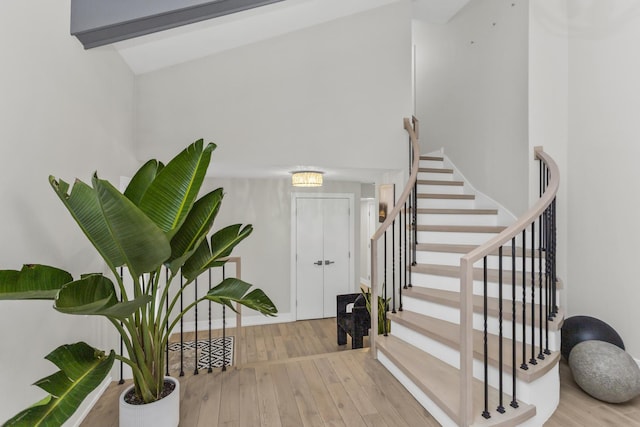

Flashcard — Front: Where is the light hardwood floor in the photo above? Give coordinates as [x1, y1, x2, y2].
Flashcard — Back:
[82, 319, 640, 426]
[544, 360, 640, 426]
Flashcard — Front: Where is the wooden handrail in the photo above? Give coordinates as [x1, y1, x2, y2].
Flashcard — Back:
[458, 146, 559, 425]
[370, 117, 420, 356]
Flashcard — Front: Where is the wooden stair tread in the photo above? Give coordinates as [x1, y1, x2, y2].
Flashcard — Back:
[416, 243, 543, 258]
[419, 167, 453, 174]
[414, 225, 507, 233]
[414, 208, 499, 215]
[420, 155, 444, 161]
[403, 287, 564, 331]
[377, 335, 537, 426]
[418, 193, 475, 200]
[388, 310, 560, 383]
[417, 179, 464, 186]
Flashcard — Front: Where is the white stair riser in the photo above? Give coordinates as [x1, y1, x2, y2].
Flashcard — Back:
[419, 172, 455, 181]
[399, 298, 560, 351]
[513, 365, 560, 427]
[417, 230, 497, 245]
[415, 251, 546, 271]
[419, 160, 445, 168]
[417, 198, 474, 209]
[417, 213, 498, 226]
[471, 360, 560, 426]
[417, 184, 464, 194]
[408, 273, 561, 303]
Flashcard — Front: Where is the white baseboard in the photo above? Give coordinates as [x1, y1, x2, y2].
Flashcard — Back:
[179, 312, 295, 333]
[67, 375, 112, 427]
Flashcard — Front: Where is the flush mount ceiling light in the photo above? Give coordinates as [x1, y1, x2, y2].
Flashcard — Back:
[291, 171, 323, 187]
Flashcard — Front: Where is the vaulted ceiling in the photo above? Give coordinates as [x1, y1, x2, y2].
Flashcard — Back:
[72, 0, 471, 74]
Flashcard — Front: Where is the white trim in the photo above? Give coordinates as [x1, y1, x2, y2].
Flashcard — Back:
[290, 192, 356, 321]
[179, 312, 295, 333]
[67, 375, 113, 427]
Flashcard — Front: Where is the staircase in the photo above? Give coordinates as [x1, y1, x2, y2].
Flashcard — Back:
[370, 118, 562, 427]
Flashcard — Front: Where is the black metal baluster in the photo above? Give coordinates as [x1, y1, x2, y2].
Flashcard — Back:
[222, 264, 227, 372]
[538, 214, 545, 361]
[404, 202, 409, 290]
[529, 222, 537, 366]
[194, 277, 199, 375]
[520, 230, 528, 371]
[544, 206, 551, 355]
[399, 207, 404, 312]
[383, 230, 388, 336]
[179, 274, 185, 377]
[552, 198, 558, 315]
[208, 268, 213, 373]
[222, 305, 227, 372]
[392, 219, 396, 313]
[482, 256, 490, 419]
[497, 247, 505, 414]
[166, 268, 169, 377]
[412, 179, 418, 266]
[510, 239, 519, 408]
[119, 267, 125, 384]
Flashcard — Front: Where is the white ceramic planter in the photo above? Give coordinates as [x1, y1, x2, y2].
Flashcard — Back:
[119, 377, 180, 427]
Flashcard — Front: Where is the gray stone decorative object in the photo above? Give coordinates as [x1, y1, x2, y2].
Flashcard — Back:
[569, 340, 640, 403]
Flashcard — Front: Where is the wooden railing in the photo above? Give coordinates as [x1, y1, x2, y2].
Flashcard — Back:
[458, 147, 559, 425]
[370, 117, 420, 355]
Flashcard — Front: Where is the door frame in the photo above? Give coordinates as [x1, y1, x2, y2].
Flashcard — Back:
[290, 192, 355, 321]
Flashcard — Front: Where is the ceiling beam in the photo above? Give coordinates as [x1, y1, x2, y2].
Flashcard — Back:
[71, 0, 285, 49]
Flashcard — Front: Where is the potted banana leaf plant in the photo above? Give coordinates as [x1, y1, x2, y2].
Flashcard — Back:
[0, 140, 277, 427]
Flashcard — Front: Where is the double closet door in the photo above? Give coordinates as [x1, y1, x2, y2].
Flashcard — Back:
[295, 196, 351, 320]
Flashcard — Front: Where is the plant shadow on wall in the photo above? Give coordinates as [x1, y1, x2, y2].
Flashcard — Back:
[0, 140, 277, 426]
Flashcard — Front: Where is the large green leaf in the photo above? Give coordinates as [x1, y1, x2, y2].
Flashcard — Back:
[182, 224, 253, 281]
[54, 274, 151, 320]
[123, 159, 165, 206]
[50, 175, 171, 278]
[138, 140, 216, 238]
[167, 188, 224, 273]
[206, 278, 277, 316]
[93, 176, 171, 277]
[3, 342, 114, 427]
[0, 265, 72, 300]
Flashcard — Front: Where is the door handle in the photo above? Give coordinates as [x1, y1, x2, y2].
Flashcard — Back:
[313, 260, 323, 266]
[324, 260, 335, 265]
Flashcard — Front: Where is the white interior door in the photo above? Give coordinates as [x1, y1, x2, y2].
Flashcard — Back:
[296, 197, 350, 320]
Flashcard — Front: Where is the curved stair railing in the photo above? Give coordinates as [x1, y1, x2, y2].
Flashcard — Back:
[370, 117, 420, 354]
[459, 146, 559, 425]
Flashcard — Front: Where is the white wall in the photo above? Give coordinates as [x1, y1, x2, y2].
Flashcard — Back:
[564, 0, 640, 357]
[178, 177, 363, 321]
[133, 1, 413, 174]
[132, 2, 413, 323]
[0, 1, 137, 422]
[414, 0, 530, 215]
[528, 1, 569, 309]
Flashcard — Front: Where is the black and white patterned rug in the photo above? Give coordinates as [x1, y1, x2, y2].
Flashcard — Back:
[168, 336, 234, 371]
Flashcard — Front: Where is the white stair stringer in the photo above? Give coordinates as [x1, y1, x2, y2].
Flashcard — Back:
[375, 151, 561, 426]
